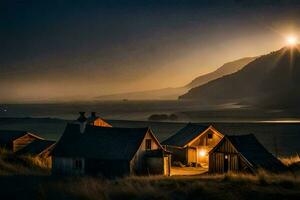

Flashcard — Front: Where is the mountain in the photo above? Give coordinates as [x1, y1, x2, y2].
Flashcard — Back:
[95, 87, 187, 100]
[96, 57, 255, 100]
[179, 46, 300, 109]
[185, 57, 256, 88]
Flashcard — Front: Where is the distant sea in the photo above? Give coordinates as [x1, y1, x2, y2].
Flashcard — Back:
[1, 101, 300, 122]
[0, 101, 300, 156]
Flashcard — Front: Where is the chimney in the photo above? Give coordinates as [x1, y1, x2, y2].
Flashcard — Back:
[91, 112, 97, 118]
[77, 112, 87, 122]
[77, 112, 87, 133]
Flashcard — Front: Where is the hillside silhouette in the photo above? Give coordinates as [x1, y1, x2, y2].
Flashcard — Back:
[180, 46, 300, 109]
[96, 57, 255, 100]
[186, 57, 256, 88]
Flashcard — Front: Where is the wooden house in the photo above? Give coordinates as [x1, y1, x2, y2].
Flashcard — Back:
[0, 130, 43, 152]
[162, 123, 223, 167]
[209, 134, 287, 173]
[16, 139, 56, 157]
[51, 123, 171, 177]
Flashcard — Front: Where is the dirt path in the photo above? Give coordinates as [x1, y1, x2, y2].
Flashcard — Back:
[171, 167, 208, 176]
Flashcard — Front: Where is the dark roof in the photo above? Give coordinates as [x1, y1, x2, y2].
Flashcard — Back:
[162, 123, 210, 147]
[52, 124, 151, 160]
[77, 112, 87, 122]
[17, 139, 56, 156]
[227, 134, 287, 172]
[86, 116, 98, 124]
[0, 130, 40, 144]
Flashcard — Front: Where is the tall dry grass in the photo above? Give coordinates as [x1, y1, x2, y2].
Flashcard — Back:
[35, 171, 300, 200]
[37, 155, 300, 200]
[0, 148, 50, 175]
[0, 152, 300, 199]
[279, 154, 300, 166]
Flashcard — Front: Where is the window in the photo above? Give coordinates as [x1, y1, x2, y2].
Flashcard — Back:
[207, 132, 213, 139]
[74, 159, 83, 170]
[145, 139, 152, 150]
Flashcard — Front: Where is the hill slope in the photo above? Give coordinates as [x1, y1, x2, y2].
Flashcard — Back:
[186, 57, 256, 88]
[95, 87, 187, 100]
[96, 57, 255, 100]
[179, 46, 300, 108]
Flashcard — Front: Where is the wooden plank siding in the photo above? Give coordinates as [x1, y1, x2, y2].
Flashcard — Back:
[209, 138, 251, 173]
[12, 134, 40, 152]
[186, 127, 223, 166]
[130, 130, 160, 174]
[187, 128, 223, 149]
[186, 147, 197, 164]
[130, 129, 171, 176]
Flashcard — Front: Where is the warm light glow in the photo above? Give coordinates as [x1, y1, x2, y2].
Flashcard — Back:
[286, 35, 298, 46]
[198, 149, 207, 157]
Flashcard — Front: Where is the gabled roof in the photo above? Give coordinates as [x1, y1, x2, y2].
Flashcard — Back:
[162, 123, 210, 147]
[17, 139, 56, 156]
[0, 130, 43, 144]
[86, 116, 112, 127]
[218, 134, 287, 172]
[52, 124, 154, 160]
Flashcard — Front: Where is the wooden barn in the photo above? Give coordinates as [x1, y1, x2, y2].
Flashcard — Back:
[16, 139, 56, 157]
[209, 134, 287, 173]
[51, 123, 171, 177]
[0, 130, 43, 152]
[162, 123, 223, 167]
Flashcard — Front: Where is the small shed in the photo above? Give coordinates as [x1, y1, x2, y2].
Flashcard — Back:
[51, 124, 170, 177]
[209, 134, 287, 173]
[0, 130, 43, 152]
[16, 139, 56, 157]
[162, 123, 223, 167]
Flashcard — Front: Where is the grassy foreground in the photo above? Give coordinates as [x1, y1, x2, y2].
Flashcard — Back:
[0, 148, 51, 176]
[0, 151, 300, 200]
[0, 172, 299, 200]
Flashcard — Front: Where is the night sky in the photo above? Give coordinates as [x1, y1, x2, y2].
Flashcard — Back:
[1, 0, 300, 102]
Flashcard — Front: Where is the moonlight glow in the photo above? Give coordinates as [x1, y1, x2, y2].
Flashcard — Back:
[286, 35, 298, 46]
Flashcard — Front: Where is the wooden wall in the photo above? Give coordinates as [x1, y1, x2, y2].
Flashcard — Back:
[188, 129, 223, 149]
[186, 147, 197, 164]
[145, 157, 164, 175]
[209, 138, 251, 173]
[144, 155, 171, 176]
[12, 134, 39, 152]
[185, 128, 223, 166]
[52, 157, 131, 177]
[52, 157, 85, 175]
[164, 156, 171, 176]
[130, 130, 160, 174]
[85, 159, 130, 177]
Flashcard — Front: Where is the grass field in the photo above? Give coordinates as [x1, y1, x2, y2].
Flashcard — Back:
[0, 150, 300, 200]
[1, 170, 300, 200]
